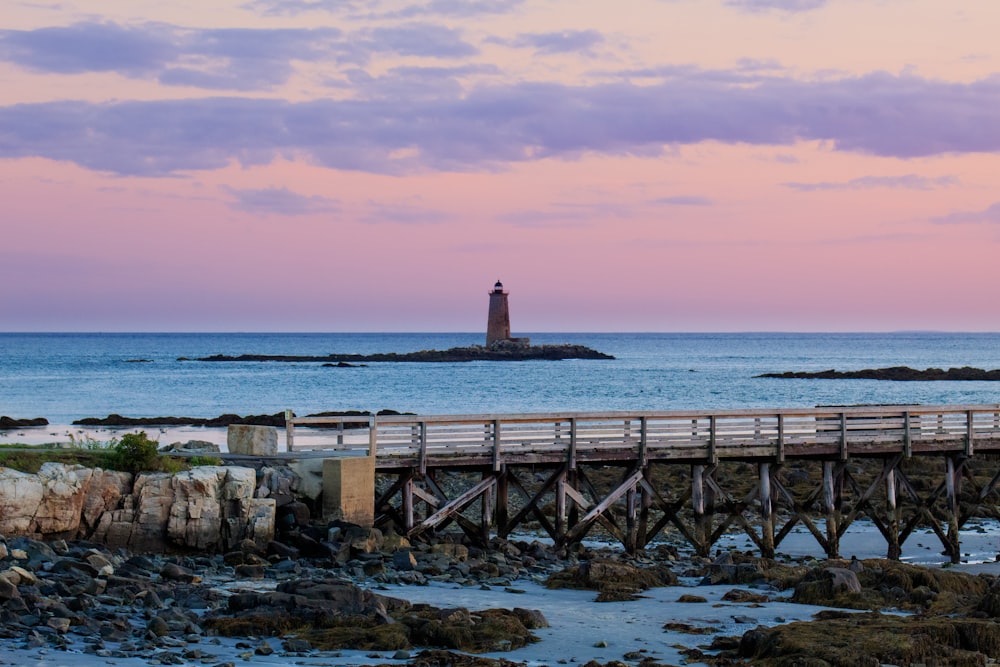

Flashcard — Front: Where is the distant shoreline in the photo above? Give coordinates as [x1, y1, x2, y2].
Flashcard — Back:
[758, 366, 1000, 381]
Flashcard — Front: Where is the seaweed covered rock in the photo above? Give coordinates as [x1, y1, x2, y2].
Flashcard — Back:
[401, 604, 542, 653]
[545, 558, 677, 601]
[699, 551, 807, 590]
[203, 577, 545, 654]
[792, 559, 990, 612]
[738, 611, 1000, 666]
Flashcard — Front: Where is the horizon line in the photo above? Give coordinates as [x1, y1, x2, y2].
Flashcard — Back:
[1, 329, 995, 335]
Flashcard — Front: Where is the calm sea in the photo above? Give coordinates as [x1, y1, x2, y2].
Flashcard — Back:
[2, 332, 1000, 423]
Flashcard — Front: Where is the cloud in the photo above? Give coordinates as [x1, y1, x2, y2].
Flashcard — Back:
[3, 72, 1000, 177]
[725, 0, 828, 12]
[342, 63, 501, 99]
[0, 21, 179, 75]
[931, 202, 1000, 224]
[225, 186, 339, 216]
[651, 196, 713, 206]
[492, 30, 605, 55]
[494, 201, 632, 227]
[784, 174, 957, 191]
[366, 24, 478, 58]
[244, 0, 523, 18]
[242, 0, 346, 16]
[371, 0, 524, 19]
[0, 21, 478, 90]
[362, 201, 451, 224]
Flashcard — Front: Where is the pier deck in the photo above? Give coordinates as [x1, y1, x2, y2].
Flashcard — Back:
[285, 405, 1000, 561]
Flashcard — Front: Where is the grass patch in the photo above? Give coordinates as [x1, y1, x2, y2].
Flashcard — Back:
[0, 433, 201, 475]
[0, 449, 108, 474]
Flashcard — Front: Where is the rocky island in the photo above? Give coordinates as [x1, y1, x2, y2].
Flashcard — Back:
[758, 366, 1000, 381]
[191, 282, 614, 364]
[192, 342, 614, 363]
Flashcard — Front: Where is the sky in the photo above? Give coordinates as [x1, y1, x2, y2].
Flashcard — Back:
[2, 0, 1000, 332]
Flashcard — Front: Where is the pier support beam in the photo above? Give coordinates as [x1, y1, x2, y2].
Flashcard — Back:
[885, 461, 900, 559]
[822, 461, 841, 559]
[759, 462, 774, 558]
[495, 467, 509, 537]
[946, 455, 962, 564]
[692, 464, 710, 557]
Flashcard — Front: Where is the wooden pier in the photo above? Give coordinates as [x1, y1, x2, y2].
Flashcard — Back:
[285, 405, 1000, 562]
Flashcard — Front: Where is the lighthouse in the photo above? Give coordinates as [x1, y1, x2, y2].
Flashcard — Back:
[486, 280, 511, 347]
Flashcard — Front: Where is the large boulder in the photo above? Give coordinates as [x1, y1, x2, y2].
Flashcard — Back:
[34, 463, 95, 534]
[0, 468, 45, 534]
[80, 469, 132, 532]
[228, 425, 278, 456]
[159, 466, 273, 552]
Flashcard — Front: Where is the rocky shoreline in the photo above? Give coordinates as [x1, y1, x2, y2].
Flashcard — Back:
[191, 343, 615, 363]
[758, 366, 1000, 381]
[5, 460, 1000, 665]
[5, 524, 1000, 666]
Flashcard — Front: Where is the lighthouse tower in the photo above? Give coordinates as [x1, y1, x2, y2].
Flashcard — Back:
[486, 280, 511, 347]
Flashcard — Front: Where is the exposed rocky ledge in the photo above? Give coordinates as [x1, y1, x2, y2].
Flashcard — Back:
[73, 410, 410, 428]
[758, 366, 1000, 381]
[0, 416, 48, 430]
[0, 462, 274, 552]
[192, 343, 614, 363]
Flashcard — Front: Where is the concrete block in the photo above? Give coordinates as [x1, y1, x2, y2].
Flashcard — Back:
[322, 456, 375, 527]
[227, 425, 278, 456]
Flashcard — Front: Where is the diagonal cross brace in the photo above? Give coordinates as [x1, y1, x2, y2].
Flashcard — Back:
[563, 469, 644, 545]
[409, 475, 497, 537]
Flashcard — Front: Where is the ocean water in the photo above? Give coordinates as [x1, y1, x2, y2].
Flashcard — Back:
[2, 332, 1000, 423]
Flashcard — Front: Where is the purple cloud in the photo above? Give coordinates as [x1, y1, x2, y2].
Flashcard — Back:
[242, 0, 346, 16]
[224, 187, 339, 216]
[495, 201, 632, 227]
[493, 30, 605, 55]
[343, 64, 501, 100]
[651, 196, 713, 206]
[0, 22, 343, 90]
[0, 21, 478, 90]
[784, 174, 957, 191]
[725, 0, 827, 12]
[244, 0, 522, 18]
[931, 202, 1000, 224]
[367, 23, 478, 58]
[3, 72, 1000, 176]
[372, 0, 524, 19]
[362, 201, 451, 224]
[0, 22, 179, 75]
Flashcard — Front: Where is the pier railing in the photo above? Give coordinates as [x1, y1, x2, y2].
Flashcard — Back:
[285, 404, 1000, 465]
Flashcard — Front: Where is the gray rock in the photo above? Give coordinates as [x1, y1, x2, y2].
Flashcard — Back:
[46, 617, 71, 633]
[227, 425, 277, 456]
[161, 440, 220, 454]
[282, 638, 311, 652]
[392, 549, 417, 571]
[825, 567, 862, 594]
[147, 616, 170, 637]
[0, 577, 19, 601]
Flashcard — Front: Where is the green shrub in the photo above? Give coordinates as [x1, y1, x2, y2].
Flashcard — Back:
[104, 431, 162, 474]
[160, 456, 187, 474]
[189, 456, 223, 467]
